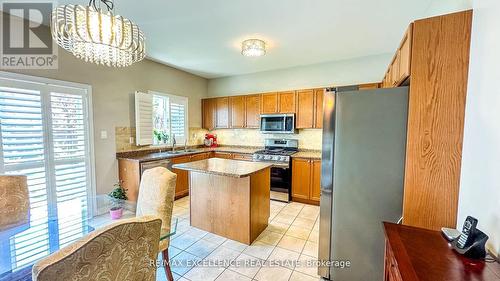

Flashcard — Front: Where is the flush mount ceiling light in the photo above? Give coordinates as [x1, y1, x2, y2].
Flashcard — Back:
[51, 0, 145, 67]
[241, 39, 266, 57]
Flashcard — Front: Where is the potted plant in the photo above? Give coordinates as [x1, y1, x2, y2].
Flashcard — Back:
[108, 182, 127, 219]
[153, 129, 169, 144]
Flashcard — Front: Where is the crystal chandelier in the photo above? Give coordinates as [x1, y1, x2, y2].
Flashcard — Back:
[51, 0, 145, 67]
[241, 39, 266, 57]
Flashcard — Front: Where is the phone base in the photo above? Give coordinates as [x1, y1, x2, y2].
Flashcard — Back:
[451, 229, 489, 260]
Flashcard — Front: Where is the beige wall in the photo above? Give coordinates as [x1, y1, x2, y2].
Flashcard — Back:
[3, 44, 208, 194]
[207, 54, 392, 97]
[458, 0, 500, 257]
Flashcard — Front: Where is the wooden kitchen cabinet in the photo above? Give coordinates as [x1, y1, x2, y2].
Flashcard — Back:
[213, 152, 232, 159]
[261, 92, 278, 114]
[314, 88, 324, 129]
[171, 155, 190, 198]
[278, 91, 296, 113]
[398, 25, 412, 83]
[232, 153, 253, 161]
[261, 91, 296, 114]
[202, 98, 216, 130]
[402, 11, 472, 230]
[118, 159, 141, 202]
[382, 24, 413, 88]
[189, 152, 212, 162]
[292, 157, 321, 204]
[291, 158, 311, 200]
[215, 97, 230, 128]
[310, 160, 321, 201]
[358, 83, 380, 90]
[296, 89, 315, 129]
[245, 95, 260, 128]
[230, 96, 245, 128]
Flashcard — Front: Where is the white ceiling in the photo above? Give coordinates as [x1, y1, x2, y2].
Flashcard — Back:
[53, 0, 469, 78]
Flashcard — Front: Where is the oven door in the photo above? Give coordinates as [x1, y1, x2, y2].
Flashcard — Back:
[270, 166, 291, 202]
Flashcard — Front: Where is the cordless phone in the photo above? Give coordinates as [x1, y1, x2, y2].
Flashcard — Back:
[457, 216, 478, 249]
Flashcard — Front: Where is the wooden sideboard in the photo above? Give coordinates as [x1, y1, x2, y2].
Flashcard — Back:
[383, 222, 500, 281]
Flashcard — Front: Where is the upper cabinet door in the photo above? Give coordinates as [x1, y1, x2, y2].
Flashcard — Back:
[229, 96, 245, 128]
[296, 89, 314, 129]
[202, 98, 215, 130]
[261, 92, 278, 114]
[314, 88, 324, 129]
[245, 95, 261, 128]
[398, 24, 413, 84]
[215, 97, 229, 128]
[278, 91, 296, 113]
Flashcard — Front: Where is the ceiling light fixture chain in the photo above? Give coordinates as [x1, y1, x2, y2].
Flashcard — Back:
[88, 0, 114, 12]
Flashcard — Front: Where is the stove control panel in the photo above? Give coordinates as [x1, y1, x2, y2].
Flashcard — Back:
[253, 154, 290, 163]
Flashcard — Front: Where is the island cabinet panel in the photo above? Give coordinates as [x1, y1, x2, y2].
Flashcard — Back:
[202, 98, 216, 130]
[189, 168, 271, 244]
[249, 169, 271, 241]
[278, 91, 296, 113]
[296, 89, 315, 129]
[215, 97, 230, 128]
[314, 89, 324, 129]
[402, 10, 472, 231]
[245, 95, 261, 128]
[171, 155, 191, 198]
[261, 92, 278, 114]
[291, 158, 311, 200]
[230, 96, 246, 128]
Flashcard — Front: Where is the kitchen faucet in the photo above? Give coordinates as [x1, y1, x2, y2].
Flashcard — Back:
[172, 134, 176, 152]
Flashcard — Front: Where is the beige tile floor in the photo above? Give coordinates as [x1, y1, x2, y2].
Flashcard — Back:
[157, 196, 321, 281]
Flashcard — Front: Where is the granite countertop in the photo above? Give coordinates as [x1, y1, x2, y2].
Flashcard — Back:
[116, 146, 261, 162]
[172, 158, 272, 178]
[292, 151, 322, 159]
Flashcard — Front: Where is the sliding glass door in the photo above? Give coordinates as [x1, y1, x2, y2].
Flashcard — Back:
[0, 74, 94, 271]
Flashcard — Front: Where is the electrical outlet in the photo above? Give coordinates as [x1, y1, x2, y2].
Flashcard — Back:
[129, 137, 135, 144]
[100, 130, 108, 139]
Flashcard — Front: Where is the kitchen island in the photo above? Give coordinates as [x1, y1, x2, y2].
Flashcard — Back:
[172, 158, 271, 244]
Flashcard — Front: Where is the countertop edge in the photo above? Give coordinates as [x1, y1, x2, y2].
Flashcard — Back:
[172, 160, 272, 178]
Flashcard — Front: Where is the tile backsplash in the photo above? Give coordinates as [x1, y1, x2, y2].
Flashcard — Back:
[115, 127, 322, 152]
[209, 129, 322, 150]
[115, 127, 207, 152]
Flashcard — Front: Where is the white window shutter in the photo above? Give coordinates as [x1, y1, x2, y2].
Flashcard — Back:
[169, 95, 188, 144]
[135, 92, 153, 146]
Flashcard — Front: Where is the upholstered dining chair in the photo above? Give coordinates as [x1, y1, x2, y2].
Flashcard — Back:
[136, 167, 177, 281]
[32, 216, 162, 281]
[0, 175, 29, 231]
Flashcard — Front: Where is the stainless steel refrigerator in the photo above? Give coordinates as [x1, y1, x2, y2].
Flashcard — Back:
[318, 86, 408, 280]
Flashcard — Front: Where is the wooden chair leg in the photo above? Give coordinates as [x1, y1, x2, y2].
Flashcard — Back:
[162, 249, 174, 281]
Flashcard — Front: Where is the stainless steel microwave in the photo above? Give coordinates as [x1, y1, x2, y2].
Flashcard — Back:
[260, 114, 296, 134]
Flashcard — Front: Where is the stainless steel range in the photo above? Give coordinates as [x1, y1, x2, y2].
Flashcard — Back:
[253, 139, 298, 202]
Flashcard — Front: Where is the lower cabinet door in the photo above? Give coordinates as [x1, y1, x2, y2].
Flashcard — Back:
[213, 152, 232, 159]
[310, 160, 321, 202]
[291, 158, 311, 200]
[171, 156, 190, 197]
